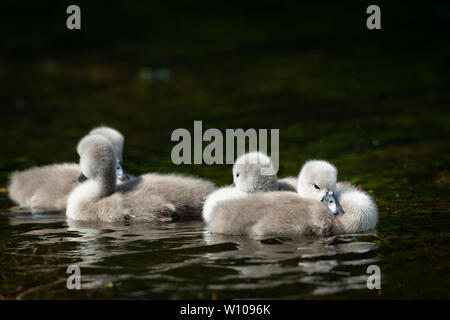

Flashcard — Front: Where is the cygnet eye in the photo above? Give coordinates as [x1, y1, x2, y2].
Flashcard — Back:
[313, 184, 320, 190]
[236, 173, 240, 178]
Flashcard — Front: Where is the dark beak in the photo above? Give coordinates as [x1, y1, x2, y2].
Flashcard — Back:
[231, 182, 236, 187]
[116, 162, 130, 182]
[77, 173, 88, 182]
[322, 191, 344, 215]
[118, 172, 130, 182]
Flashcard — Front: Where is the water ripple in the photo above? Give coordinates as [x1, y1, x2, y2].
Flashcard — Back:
[0, 211, 380, 299]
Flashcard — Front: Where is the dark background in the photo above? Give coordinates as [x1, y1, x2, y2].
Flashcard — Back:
[0, 2, 448, 181]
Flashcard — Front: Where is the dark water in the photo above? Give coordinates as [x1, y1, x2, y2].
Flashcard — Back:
[0, 2, 450, 299]
[0, 210, 380, 299]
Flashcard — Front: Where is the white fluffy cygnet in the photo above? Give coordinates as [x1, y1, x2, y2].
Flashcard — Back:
[203, 152, 296, 224]
[8, 126, 131, 211]
[232, 152, 296, 193]
[66, 134, 216, 222]
[203, 160, 377, 237]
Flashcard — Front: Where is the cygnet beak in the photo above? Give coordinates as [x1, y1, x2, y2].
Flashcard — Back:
[116, 163, 130, 182]
[231, 182, 236, 187]
[118, 172, 130, 182]
[77, 173, 88, 182]
[322, 191, 344, 215]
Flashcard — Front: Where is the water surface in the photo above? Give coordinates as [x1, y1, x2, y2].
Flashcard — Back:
[0, 210, 381, 299]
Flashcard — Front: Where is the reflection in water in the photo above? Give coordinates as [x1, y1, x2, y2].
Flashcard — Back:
[0, 210, 379, 299]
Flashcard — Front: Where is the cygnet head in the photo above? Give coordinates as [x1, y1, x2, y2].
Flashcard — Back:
[232, 152, 278, 193]
[76, 134, 117, 186]
[297, 160, 343, 215]
[89, 126, 129, 181]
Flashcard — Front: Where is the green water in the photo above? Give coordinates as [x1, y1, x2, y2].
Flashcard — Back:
[0, 1, 449, 299]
